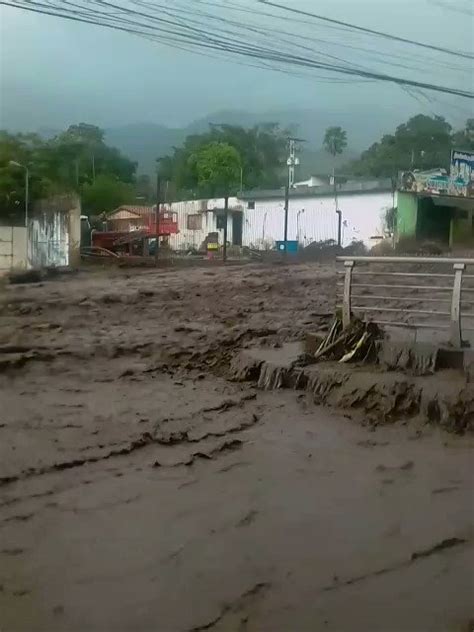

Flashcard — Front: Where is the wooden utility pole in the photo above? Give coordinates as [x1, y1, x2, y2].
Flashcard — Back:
[155, 175, 161, 266]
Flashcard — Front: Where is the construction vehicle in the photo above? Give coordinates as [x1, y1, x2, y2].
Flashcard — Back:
[81, 210, 179, 257]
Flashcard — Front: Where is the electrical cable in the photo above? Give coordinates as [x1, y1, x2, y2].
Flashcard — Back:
[2, 0, 473, 100]
[259, 0, 474, 59]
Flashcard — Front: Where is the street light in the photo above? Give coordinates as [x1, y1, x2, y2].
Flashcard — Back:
[9, 160, 29, 227]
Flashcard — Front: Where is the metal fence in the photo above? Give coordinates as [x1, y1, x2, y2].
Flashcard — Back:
[336, 256, 474, 348]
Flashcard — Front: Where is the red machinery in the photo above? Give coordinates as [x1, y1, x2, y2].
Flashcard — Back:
[91, 210, 179, 255]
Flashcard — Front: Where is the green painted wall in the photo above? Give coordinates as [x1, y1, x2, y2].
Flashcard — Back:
[396, 191, 418, 240]
[450, 210, 474, 248]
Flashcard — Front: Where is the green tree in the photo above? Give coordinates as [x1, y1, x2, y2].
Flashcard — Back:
[452, 118, 474, 150]
[0, 131, 57, 223]
[191, 142, 242, 197]
[159, 123, 288, 199]
[59, 123, 104, 145]
[347, 114, 454, 177]
[0, 124, 138, 222]
[191, 142, 241, 260]
[323, 126, 348, 158]
[54, 123, 136, 185]
[81, 174, 136, 215]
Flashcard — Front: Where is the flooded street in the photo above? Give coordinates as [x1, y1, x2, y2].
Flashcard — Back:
[1, 263, 472, 631]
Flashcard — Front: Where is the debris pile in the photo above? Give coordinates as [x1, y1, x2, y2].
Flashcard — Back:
[309, 317, 382, 364]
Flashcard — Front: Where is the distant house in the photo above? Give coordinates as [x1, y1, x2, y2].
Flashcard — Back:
[293, 174, 350, 189]
[106, 205, 154, 232]
[293, 175, 328, 188]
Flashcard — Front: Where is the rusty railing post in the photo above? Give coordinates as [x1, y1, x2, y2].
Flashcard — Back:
[342, 260, 354, 329]
[450, 263, 465, 348]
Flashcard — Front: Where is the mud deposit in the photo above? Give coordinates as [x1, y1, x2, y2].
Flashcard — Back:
[0, 264, 473, 631]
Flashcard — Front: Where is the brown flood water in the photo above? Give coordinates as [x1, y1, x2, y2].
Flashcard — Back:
[0, 263, 472, 631]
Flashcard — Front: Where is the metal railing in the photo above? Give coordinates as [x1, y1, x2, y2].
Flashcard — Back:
[336, 256, 474, 348]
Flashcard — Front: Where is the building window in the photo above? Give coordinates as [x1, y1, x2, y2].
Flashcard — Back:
[187, 214, 202, 230]
[248, 201, 255, 210]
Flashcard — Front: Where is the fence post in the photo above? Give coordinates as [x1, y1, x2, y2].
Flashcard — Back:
[342, 260, 354, 329]
[450, 263, 465, 348]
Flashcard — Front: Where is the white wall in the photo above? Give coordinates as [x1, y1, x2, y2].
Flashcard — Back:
[29, 211, 69, 268]
[167, 197, 241, 251]
[243, 191, 394, 249]
[164, 191, 394, 252]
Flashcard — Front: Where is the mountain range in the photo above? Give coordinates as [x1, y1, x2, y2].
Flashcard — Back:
[34, 105, 423, 177]
[104, 106, 409, 176]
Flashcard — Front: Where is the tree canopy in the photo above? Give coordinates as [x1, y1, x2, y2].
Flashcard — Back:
[346, 114, 471, 178]
[191, 142, 242, 197]
[0, 123, 137, 222]
[158, 122, 288, 199]
[323, 126, 348, 157]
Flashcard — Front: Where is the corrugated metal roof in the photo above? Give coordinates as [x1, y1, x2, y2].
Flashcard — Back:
[108, 205, 153, 218]
[239, 179, 393, 200]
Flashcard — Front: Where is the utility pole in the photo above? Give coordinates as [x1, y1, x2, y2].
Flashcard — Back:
[286, 138, 301, 188]
[91, 154, 96, 182]
[283, 136, 303, 253]
[155, 174, 161, 266]
[331, 169, 342, 248]
[223, 195, 229, 262]
[25, 167, 29, 227]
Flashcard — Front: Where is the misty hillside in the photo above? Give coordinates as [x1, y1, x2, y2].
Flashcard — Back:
[32, 105, 415, 178]
[104, 106, 404, 177]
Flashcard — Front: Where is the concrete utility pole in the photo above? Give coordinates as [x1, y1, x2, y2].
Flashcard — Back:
[286, 138, 301, 188]
[155, 174, 161, 266]
[223, 196, 229, 262]
[330, 170, 342, 248]
[283, 137, 303, 253]
[283, 184, 289, 255]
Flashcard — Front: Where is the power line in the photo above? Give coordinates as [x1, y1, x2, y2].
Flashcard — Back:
[429, 0, 473, 16]
[2, 0, 473, 100]
[259, 0, 474, 60]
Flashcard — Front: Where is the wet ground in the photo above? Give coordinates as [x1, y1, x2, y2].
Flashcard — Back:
[0, 263, 473, 631]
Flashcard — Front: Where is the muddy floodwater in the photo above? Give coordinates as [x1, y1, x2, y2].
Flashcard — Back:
[0, 263, 472, 631]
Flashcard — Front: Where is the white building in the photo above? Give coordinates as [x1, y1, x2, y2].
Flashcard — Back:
[166, 179, 395, 251]
[167, 197, 243, 251]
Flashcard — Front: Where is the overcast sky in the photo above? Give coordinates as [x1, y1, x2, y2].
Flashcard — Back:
[0, 0, 472, 131]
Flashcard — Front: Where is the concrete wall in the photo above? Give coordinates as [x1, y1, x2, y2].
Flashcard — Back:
[396, 192, 418, 241]
[30, 194, 81, 268]
[29, 212, 69, 268]
[0, 195, 81, 273]
[0, 227, 28, 274]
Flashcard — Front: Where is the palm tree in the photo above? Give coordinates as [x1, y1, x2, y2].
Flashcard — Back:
[323, 126, 348, 158]
[323, 127, 348, 246]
